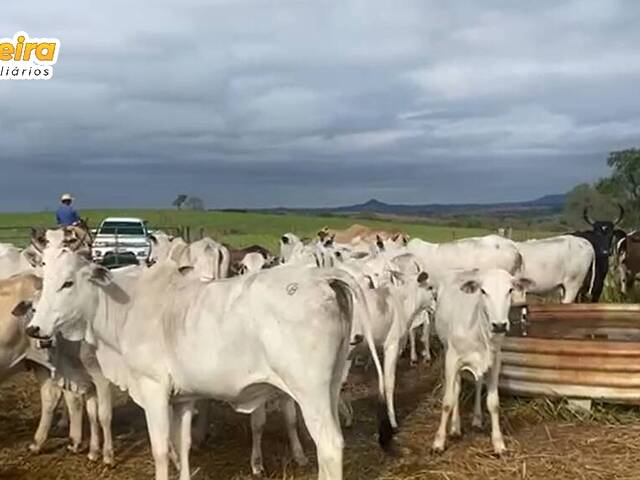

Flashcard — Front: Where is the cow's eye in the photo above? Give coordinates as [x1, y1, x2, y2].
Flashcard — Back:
[61, 280, 74, 290]
[480, 288, 487, 295]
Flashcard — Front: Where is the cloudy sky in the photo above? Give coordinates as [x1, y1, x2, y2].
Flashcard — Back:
[1, 0, 639, 211]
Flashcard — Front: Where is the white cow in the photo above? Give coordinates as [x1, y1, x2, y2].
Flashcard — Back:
[407, 235, 523, 282]
[432, 269, 532, 455]
[182, 237, 231, 281]
[27, 243, 390, 480]
[233, 254, 308, 474]
[237, 251, 267, 276]
[0, 243, 40, 278]
[515, 235, 595, 303]
[405, 235, 523, 363]
[341, 252, 436, 430]
[280, 233, 341, 267]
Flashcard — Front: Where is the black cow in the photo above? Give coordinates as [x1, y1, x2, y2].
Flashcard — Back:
[571, 205, 625, 302]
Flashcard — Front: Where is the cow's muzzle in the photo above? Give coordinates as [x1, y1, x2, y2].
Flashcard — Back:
[25, 325, 51, 340]
[491, 323, 508, 334]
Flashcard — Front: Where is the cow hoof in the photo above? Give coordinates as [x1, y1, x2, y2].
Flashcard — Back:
[87, 450, 100, 462]
[103, 450, 115, 466]
[67, 443, 81, 454]
[431, 443, 445, 454]
[449, 430, 462, 439]
[28, 443, 41, 454]
[294, 454, 309, 467]
[493, 443, 507, 457]
[471, 418, 483, 431]
[251, 467, 264, 477]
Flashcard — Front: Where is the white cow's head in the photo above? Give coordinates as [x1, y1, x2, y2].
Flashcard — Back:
[459, 269, 533, 334]
[280, 233, 303, 263]
[26, 246, 112, 341]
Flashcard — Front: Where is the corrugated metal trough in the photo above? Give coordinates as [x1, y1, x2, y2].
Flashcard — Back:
[500, 303, 640, 402]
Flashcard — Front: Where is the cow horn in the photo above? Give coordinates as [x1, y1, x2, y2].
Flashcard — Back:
[615, 204, 625, 226]
[583, 206, 595, 226]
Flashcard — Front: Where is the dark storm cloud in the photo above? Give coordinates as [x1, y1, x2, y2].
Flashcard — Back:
[1, 0, 639, 211]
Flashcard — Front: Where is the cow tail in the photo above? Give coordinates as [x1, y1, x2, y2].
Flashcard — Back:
[331, 273, 393, 450]
[588, 249, 597, 300]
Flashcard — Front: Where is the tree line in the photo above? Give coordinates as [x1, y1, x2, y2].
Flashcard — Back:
[565, 148, 640, 229]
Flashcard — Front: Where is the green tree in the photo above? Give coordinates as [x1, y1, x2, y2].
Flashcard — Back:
[184, 196, 205, 211]
[172, 194, 188, 210]
[595, 148, 640, 226]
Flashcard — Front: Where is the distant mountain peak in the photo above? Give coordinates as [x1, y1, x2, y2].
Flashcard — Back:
[361, 198, 386, 207]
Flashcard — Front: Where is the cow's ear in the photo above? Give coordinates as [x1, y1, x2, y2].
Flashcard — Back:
[386, 269, 403, 285]
[281, 235, 290, 245]
[23, 247, 42, 267]
[89, 265, 113, 286]
[11, 300, 32, 317]
[460, 280, 480, 294]
[513, 278, 535, 293]
[365, 275, 376, 289]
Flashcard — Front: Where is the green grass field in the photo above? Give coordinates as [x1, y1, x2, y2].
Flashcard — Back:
[0, 209, 555, 250]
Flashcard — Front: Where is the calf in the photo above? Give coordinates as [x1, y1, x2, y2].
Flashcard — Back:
[432, 269, 532, 455]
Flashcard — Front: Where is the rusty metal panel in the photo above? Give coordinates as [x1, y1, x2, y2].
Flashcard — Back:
[500, 303, 640, 402]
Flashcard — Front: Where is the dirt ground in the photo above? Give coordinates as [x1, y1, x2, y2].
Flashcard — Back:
[1, 357, 639, 480]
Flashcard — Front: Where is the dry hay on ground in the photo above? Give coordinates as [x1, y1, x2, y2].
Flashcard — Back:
[0, 357, 639, 480]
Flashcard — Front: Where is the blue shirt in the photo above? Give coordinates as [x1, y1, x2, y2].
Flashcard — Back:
[56, 204, 80, 226]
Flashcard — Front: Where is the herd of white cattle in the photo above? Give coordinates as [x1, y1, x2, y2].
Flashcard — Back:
[0, 223, 600, 480]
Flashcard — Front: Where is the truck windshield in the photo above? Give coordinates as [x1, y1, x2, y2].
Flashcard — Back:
[99, 222, 145, 236]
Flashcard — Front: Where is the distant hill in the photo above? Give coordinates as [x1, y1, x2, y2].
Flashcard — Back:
[259, 194, 566, 217]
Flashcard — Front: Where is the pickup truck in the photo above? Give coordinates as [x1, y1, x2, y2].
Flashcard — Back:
[92, 217, 151, 265]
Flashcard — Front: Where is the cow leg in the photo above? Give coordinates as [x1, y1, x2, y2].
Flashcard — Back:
[62, 390, 84, 453]
[337, 359, 353, 428]
[432, 348, 457, 453]
[449, 373, 462, 438]
[383, 337, 401, 430]
[487, 354, 506, 455]
[140, 380, 171, 480]
[95, 380, 114, 465]
[408, 328, 418, 366]
[561, 283, 580, 304]
[250, 405, 267, 476]
[281, 396, 308, 467]
[170, 402, 194, 480]
[297, 396, 343, 480]
[86, 394, 101, 462]
[337, 395, 353, 428]
[30, 377, 62, 453]
[191, 399, 210, 448]
[472, 378, 484, 430]
[421, 312, 431, 363]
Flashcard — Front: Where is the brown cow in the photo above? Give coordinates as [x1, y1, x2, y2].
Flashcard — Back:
[317, 224, 408, 245]
[617, 231, 640, 295]
[2, 273, 114, 463]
